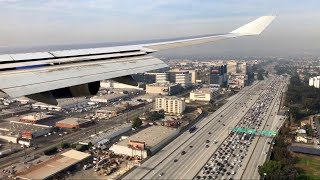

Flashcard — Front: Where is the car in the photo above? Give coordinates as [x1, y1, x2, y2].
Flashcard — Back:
[206, 140, 210, 143]
[206, 145, 210, 148]
[208, 132, 212, 135]
[190, 145, 193, 148]
[174, 159, 178, 162]
[159, 172, 164, 177]
[181, 151, 186, 155]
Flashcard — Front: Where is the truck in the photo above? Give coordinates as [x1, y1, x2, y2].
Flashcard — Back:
[189, 126, 197, 133]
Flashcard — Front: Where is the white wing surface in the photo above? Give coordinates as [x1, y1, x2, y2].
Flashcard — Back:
[0, 16, 276, 98]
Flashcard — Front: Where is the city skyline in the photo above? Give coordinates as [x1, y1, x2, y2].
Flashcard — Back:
[0, 0, 320, 56]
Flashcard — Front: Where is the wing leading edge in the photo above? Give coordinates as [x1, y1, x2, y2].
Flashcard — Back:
[0, 15, 276, 99]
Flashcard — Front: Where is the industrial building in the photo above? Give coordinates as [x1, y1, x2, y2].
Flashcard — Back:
[146, 83, 181, 96]
[96, 106, 126, 117]
[79, 123, 132, 148]
[90, 94, 128, 104]
[109, 126, 177, 159]
[32, 97, 89, 111]
[55, 118, 93, 129]
[19, 113, 54, 124]
[0, 107, 30, 119]
[155, 96, 186, 115]
[190, 89, 213, 102]
[0, 121, 52, 140]
[17, 150, 91, 180]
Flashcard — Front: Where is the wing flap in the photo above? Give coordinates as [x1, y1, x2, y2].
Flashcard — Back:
[0, 55, 167, 97]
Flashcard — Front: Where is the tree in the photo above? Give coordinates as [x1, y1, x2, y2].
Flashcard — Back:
[258, 160, 282, 176]
[132, 117, 142, 128]
[257, 73, 264, 80]
[304, 125, 314, 137]
[44, 147, 58, 155]
[61, 142, 70, 149]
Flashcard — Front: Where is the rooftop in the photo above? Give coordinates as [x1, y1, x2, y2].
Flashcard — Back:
[79, 123, 131, 145]
[1, 121, 52, 135]
[17, 150, 91, 180]
[57, 118, 91, 125]
[20, 113, 53, 122]
[117, 126, 176, 149]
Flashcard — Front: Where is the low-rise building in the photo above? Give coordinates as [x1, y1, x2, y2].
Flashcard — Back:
[56, 118, 93, 129]
[8, 121, 52, 139]
[190, 89, 212, 102]
[20, 113, 55, 124]
[155, 96, 185, 115]
[32, 97, 89, 111]
[90, 94, 128, 104]
[109, 126, 177, 159]
[17, 150, 91, 180]
[146, 83, 181, 96]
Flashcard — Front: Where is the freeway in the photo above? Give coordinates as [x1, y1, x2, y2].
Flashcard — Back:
[238, 76, 288, 179]
[124, 79, 274, 179]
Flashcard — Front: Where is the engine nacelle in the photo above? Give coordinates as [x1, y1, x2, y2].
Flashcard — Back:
[26, 81, 100, 105]
[51, 81, 100, 98]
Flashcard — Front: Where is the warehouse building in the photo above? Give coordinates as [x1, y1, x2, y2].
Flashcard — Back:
[20, 113, 55, 124]
[56, 118, 93, 129]
[7, 121, 52, 140]
[32, 97, 89, 111]
[90, 94, 128, 104]
[17, 150, 91, 180]
[109, 126, 177, 159]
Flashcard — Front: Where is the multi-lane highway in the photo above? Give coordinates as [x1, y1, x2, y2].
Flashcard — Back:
[238, 76, 288, 179]
[124, 76, 287, 180]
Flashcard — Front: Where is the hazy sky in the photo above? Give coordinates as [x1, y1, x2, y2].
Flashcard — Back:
[0, 0, 320, 57]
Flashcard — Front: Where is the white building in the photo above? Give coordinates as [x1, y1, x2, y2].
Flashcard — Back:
[188, 70, 197, 84]
[155, 96, 186, 115]
[189, 90, 212, 102]
[175, 72, 192, 87]
[155, 73, 170, 84]
[309, 76, 320, 88]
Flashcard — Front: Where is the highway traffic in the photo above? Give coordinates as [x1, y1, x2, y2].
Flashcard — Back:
[124, 76, 287, 180]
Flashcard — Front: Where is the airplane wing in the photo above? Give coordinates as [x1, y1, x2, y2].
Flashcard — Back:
[0, 16, 276, 104]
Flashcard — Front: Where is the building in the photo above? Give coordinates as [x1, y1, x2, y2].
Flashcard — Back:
[20, 113, 54, 124]
[188, 70, 197, 84]
[95, 106, 126, 117]
[155, 96, 186, 115]
[190, 89, 213, 102]
[155, 73, 170, 84]
[90, 93, 128, 103]
[10, 121, 52, 139]
[227, 61, 247, 75]
[146, 83, 181, 96]
[227, 61, 237, 75]
[309, 76, 320, 88]
[168, 70, 192, 87]
[101, 81, 143, 90]
[56, 118, 93, 129]
[17, 150, 91, 180]
[228, 74, 247, 89]
[32, 97, 89, 111]
[109, 126, 177, 159]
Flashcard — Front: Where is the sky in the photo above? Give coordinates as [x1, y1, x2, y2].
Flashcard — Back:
[0, 0, 320, 57]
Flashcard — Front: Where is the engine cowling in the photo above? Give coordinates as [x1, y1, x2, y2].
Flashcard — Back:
[26, 81, 100, 105]
[51, 81, 100, 98]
